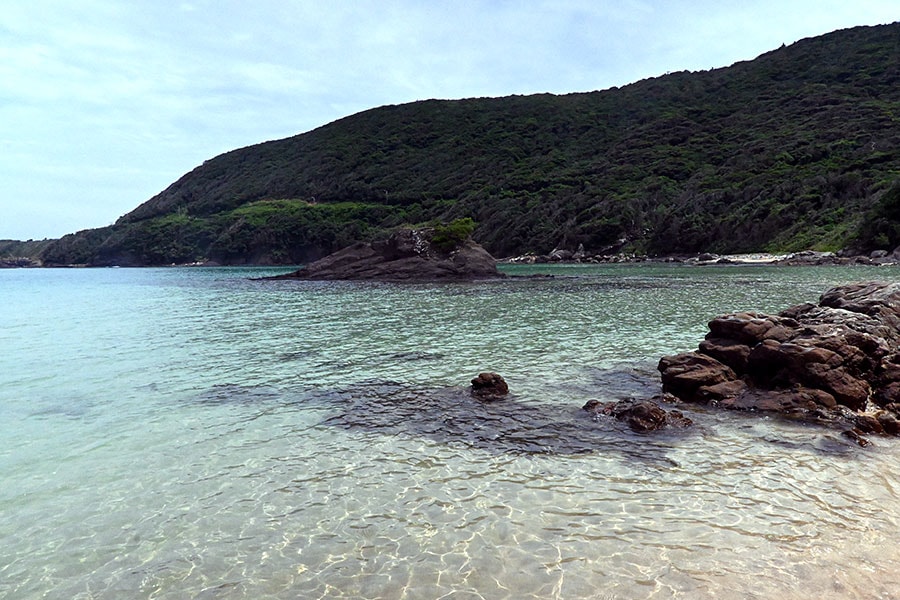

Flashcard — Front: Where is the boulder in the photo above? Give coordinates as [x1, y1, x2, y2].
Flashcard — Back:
[658, 282, 900, 441]
[698, 337, 752, 372]
[265, 227, 504, 282]
[549, 248, 573, 261]
[470, 372, 509, 400]
[657, 352, 736, 402]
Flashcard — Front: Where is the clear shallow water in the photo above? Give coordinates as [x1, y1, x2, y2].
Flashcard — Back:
[1, 264, 900, 599]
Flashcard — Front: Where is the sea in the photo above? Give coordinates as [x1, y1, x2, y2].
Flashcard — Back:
[2, 263, 899, 600]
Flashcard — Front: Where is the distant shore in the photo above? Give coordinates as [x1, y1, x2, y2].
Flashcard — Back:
[501, 249, 900, 267]
[4, 249, 900, 269]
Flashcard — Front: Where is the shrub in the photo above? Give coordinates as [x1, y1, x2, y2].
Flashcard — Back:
[430, 218, 477, 252]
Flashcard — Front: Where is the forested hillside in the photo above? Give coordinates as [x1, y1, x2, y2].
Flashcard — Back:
[41, 23, 900, 266]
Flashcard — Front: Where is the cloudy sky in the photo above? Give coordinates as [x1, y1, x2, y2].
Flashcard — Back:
[2, 1, 897, 240]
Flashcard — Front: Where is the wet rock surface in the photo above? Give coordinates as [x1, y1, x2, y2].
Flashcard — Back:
[582, 396, 694, 432]
[470, 372, 509, 400]
[264, 228, 503, 282]
[658, 282, 900, 445]
[317, 371, 696, 457]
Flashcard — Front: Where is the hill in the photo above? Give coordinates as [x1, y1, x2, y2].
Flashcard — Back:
[1, 239, 54, 267]
[40, 23, 900, 266]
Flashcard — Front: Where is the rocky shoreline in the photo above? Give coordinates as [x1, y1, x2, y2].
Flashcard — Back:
[464, 282, 900, 448]
[502, 246, 900, 267]
[0, 257, 42, 268]
[653, 281, 900, 445]
[5, 243, 900, 269]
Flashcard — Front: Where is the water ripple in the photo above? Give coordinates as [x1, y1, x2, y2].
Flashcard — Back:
[3, 265, 900, 599]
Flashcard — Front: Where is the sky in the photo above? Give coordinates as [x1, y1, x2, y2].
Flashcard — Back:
[1, 1, 897, 241]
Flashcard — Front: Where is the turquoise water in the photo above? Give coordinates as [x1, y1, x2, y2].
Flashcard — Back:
[2, 264, 900, 599]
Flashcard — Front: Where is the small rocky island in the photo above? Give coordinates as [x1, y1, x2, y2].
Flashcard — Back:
[656, 281, 900, 445]
[267, 223, 503, 282]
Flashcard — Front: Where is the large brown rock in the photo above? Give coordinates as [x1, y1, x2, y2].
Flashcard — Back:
[819, 282, 900, 331]
[266, 227, 504, 282]
[706, 312, 797, 346]
[717, 386, 837, 412]
[657, 352, 736, 402]
[698, 337, 752, 372]
[658, 282, 900, 439]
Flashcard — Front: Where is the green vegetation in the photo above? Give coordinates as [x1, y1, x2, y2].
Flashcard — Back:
[854, 180, 900, 250]
[36, 23, 900, 265]
[431, 218, 477, 253]
[0, 239, 54, 259]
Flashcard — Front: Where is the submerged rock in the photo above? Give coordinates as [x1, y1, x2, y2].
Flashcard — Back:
[318, 375, 692, 458]
[583, 396, 693, 432]
[264, 227, 503, 282]
[658, 282, 900, 444]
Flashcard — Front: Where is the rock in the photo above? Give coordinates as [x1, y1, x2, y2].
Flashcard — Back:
[842, 429, 872, 447]
[658, 282, 900, 439]
[502, 253, 540, 264]
[699, 337, 752, 372]
[695, 379, 748, 403]
[0, 257, 41, 268]
[583, 397, 693, 432]
[707, 312, 797, 346]
[819, 281, 900, 331]
[470, 372, 509, 400]
[265, 227, 504, 282]
[717, 386, 837, 412]
[877, 411, 900, 435]
[657, 352, 736, 402]
[855, 414, 884, 434]
[882, 403, 900, 417]
[873, 379, 900, 407]
[773, 250, 843, 265]
[617, 401, 668, 432]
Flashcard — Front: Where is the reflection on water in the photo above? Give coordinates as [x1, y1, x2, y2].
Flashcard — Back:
[1, 264, 899, 599]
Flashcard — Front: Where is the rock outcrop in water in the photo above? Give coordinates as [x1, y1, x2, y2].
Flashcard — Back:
[582, 396, 694, 432]
[658, 282, 900, 444]
[266, 227, 503, 282]
[470, 372, 509, 400]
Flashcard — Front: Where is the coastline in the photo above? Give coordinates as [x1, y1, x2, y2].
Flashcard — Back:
[5, 249, 900, 269]
[500, 249, 900, 267]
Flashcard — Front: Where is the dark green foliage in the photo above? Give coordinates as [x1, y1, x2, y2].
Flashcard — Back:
[0, 238, 54, 259]
[41, 227, 116, 266]
[37, 23, 900, 265]
[430, 218, 477, 253]
[207, 200, 396, 264]
[853, 180, 900, 250]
